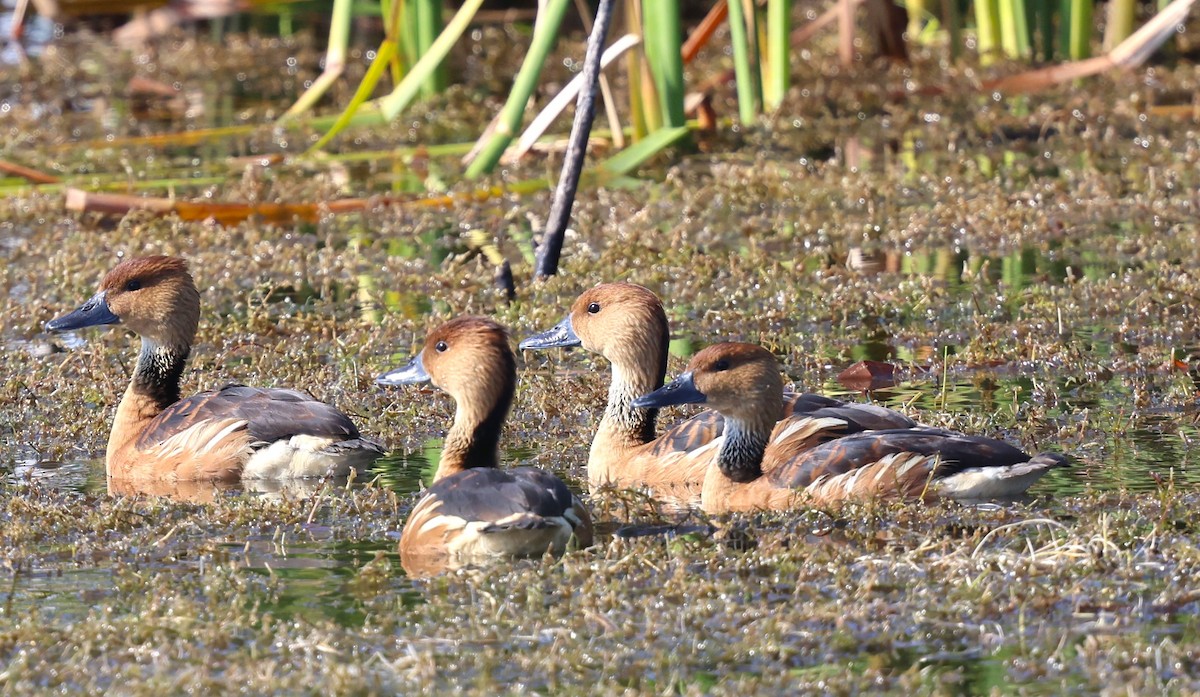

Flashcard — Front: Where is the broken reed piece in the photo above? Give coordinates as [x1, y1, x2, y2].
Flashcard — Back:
[0, 160, 60, 185]
[63, 186, 506, 226]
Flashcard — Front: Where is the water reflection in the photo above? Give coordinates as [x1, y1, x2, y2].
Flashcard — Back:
[846, 243, 1135, 290]
[818, 241, 1197, 494]
[370, 442, 554, 496]
[5, 458, 374, 502]
[837, 124, 1061, 175]
[107, 475, 338, 503]
[809, 241, 1149, 372]
[7, 457, 99, 491]
[370, 446, 439, 495]
[1, 567, 119, 623]
[234, 536, 418, 625]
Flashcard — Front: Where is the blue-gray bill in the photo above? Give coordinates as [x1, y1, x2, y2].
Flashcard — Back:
[518, 316, 580, 350]
[376, 352, 431, 386]
[46, 291, 120, 332]
[632, 372, 707, 408]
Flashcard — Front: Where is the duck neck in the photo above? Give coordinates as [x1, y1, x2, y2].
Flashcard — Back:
[590, 332, 668, 475]
[603, 361, 663, 441]
[715, 416, 770, 483]
[133, 339, 189, 409]
[107, 339, 190, 471]
[435, 374, 514, 482]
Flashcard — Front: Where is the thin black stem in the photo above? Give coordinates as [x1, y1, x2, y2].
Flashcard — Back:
[533, 0, 615, 280]
[494, 259, 515, 301]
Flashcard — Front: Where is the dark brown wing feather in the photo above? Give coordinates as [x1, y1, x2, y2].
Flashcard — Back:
[137, 383, 362, 450]
[647, 392, 917, 456]
[417, 466, 584, 528]
[647, 410, 724, 455]
[769, 427, 1033, 489]
[782, 392, 919, 431]
[398, 468, 591, 576]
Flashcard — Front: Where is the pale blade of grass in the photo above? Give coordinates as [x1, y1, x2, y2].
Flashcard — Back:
[277, 0, 352, 121]
[376, 0, 486, 121]
[505, 33, 640, 164]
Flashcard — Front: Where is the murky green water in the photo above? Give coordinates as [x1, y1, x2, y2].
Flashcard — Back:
[7, 235, 1198, 642]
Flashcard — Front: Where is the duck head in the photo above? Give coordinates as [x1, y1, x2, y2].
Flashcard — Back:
[634, 342, 783, 423]
[377, 316, 516, 417]
[520, 282, 669, 369]
[46, 255, 201, 348]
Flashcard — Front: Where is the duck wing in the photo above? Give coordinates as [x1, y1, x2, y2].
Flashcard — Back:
[647, 409, 725, 455]
[648, 392, 917, 458]
[137, 383, 364, 450]
[401, 467, 593, 564]
[782, 392, 918, 432]
[770, 427, 1059, 500]
[419, 467, 581, 524]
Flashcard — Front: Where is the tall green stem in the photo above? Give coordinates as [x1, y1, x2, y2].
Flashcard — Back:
[465, 0, 572, 178]
[414, 0, 445, 94]
[725, 0, 760, 122]
[377, 0, 485, 118]
[943, 0, 961, 60]
[974, 0, 1002, 63]
[764, 0, 790, 112]
[1032, 0, 1054, 60]
[1060, 0, 1091, 59]
[641, 0, 687, 128]
[998, 0, 1030, 58]
[907, 0, 926, 40]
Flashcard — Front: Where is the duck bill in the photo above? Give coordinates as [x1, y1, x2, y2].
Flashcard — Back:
[519, 316, 580, 350]
[632, 372, 707, 408]
[45, 291, 120, 332]
[376, 351, 431, 386]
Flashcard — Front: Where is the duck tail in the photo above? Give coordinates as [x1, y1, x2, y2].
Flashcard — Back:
[1028, 452, 1070, 471]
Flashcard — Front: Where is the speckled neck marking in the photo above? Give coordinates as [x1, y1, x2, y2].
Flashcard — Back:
[717, 420, 768, 483]
[132, 339, 189, 411]
[604, 362, 662, 444]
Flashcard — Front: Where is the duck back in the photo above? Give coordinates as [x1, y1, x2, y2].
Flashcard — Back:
[139, 384, 365, 447]
[771, 427, 1066, 501]
[400, 466, 593, 562]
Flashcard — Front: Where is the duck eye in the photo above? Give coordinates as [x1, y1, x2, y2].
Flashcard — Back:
[435, 341, 449, 353]
[587, 302, 601, 314]
[125, 280, 142, 292]
[714, 359, 730, 371]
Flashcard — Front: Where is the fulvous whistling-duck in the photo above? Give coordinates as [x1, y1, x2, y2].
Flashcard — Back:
[46, 256, 384, 483]
[634, 342, 1068, 513]
[377, 316, 592, 571]
[519, 282, 918, 495]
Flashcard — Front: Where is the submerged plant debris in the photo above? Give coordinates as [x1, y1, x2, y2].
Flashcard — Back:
[2, 10, 1200, 695]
